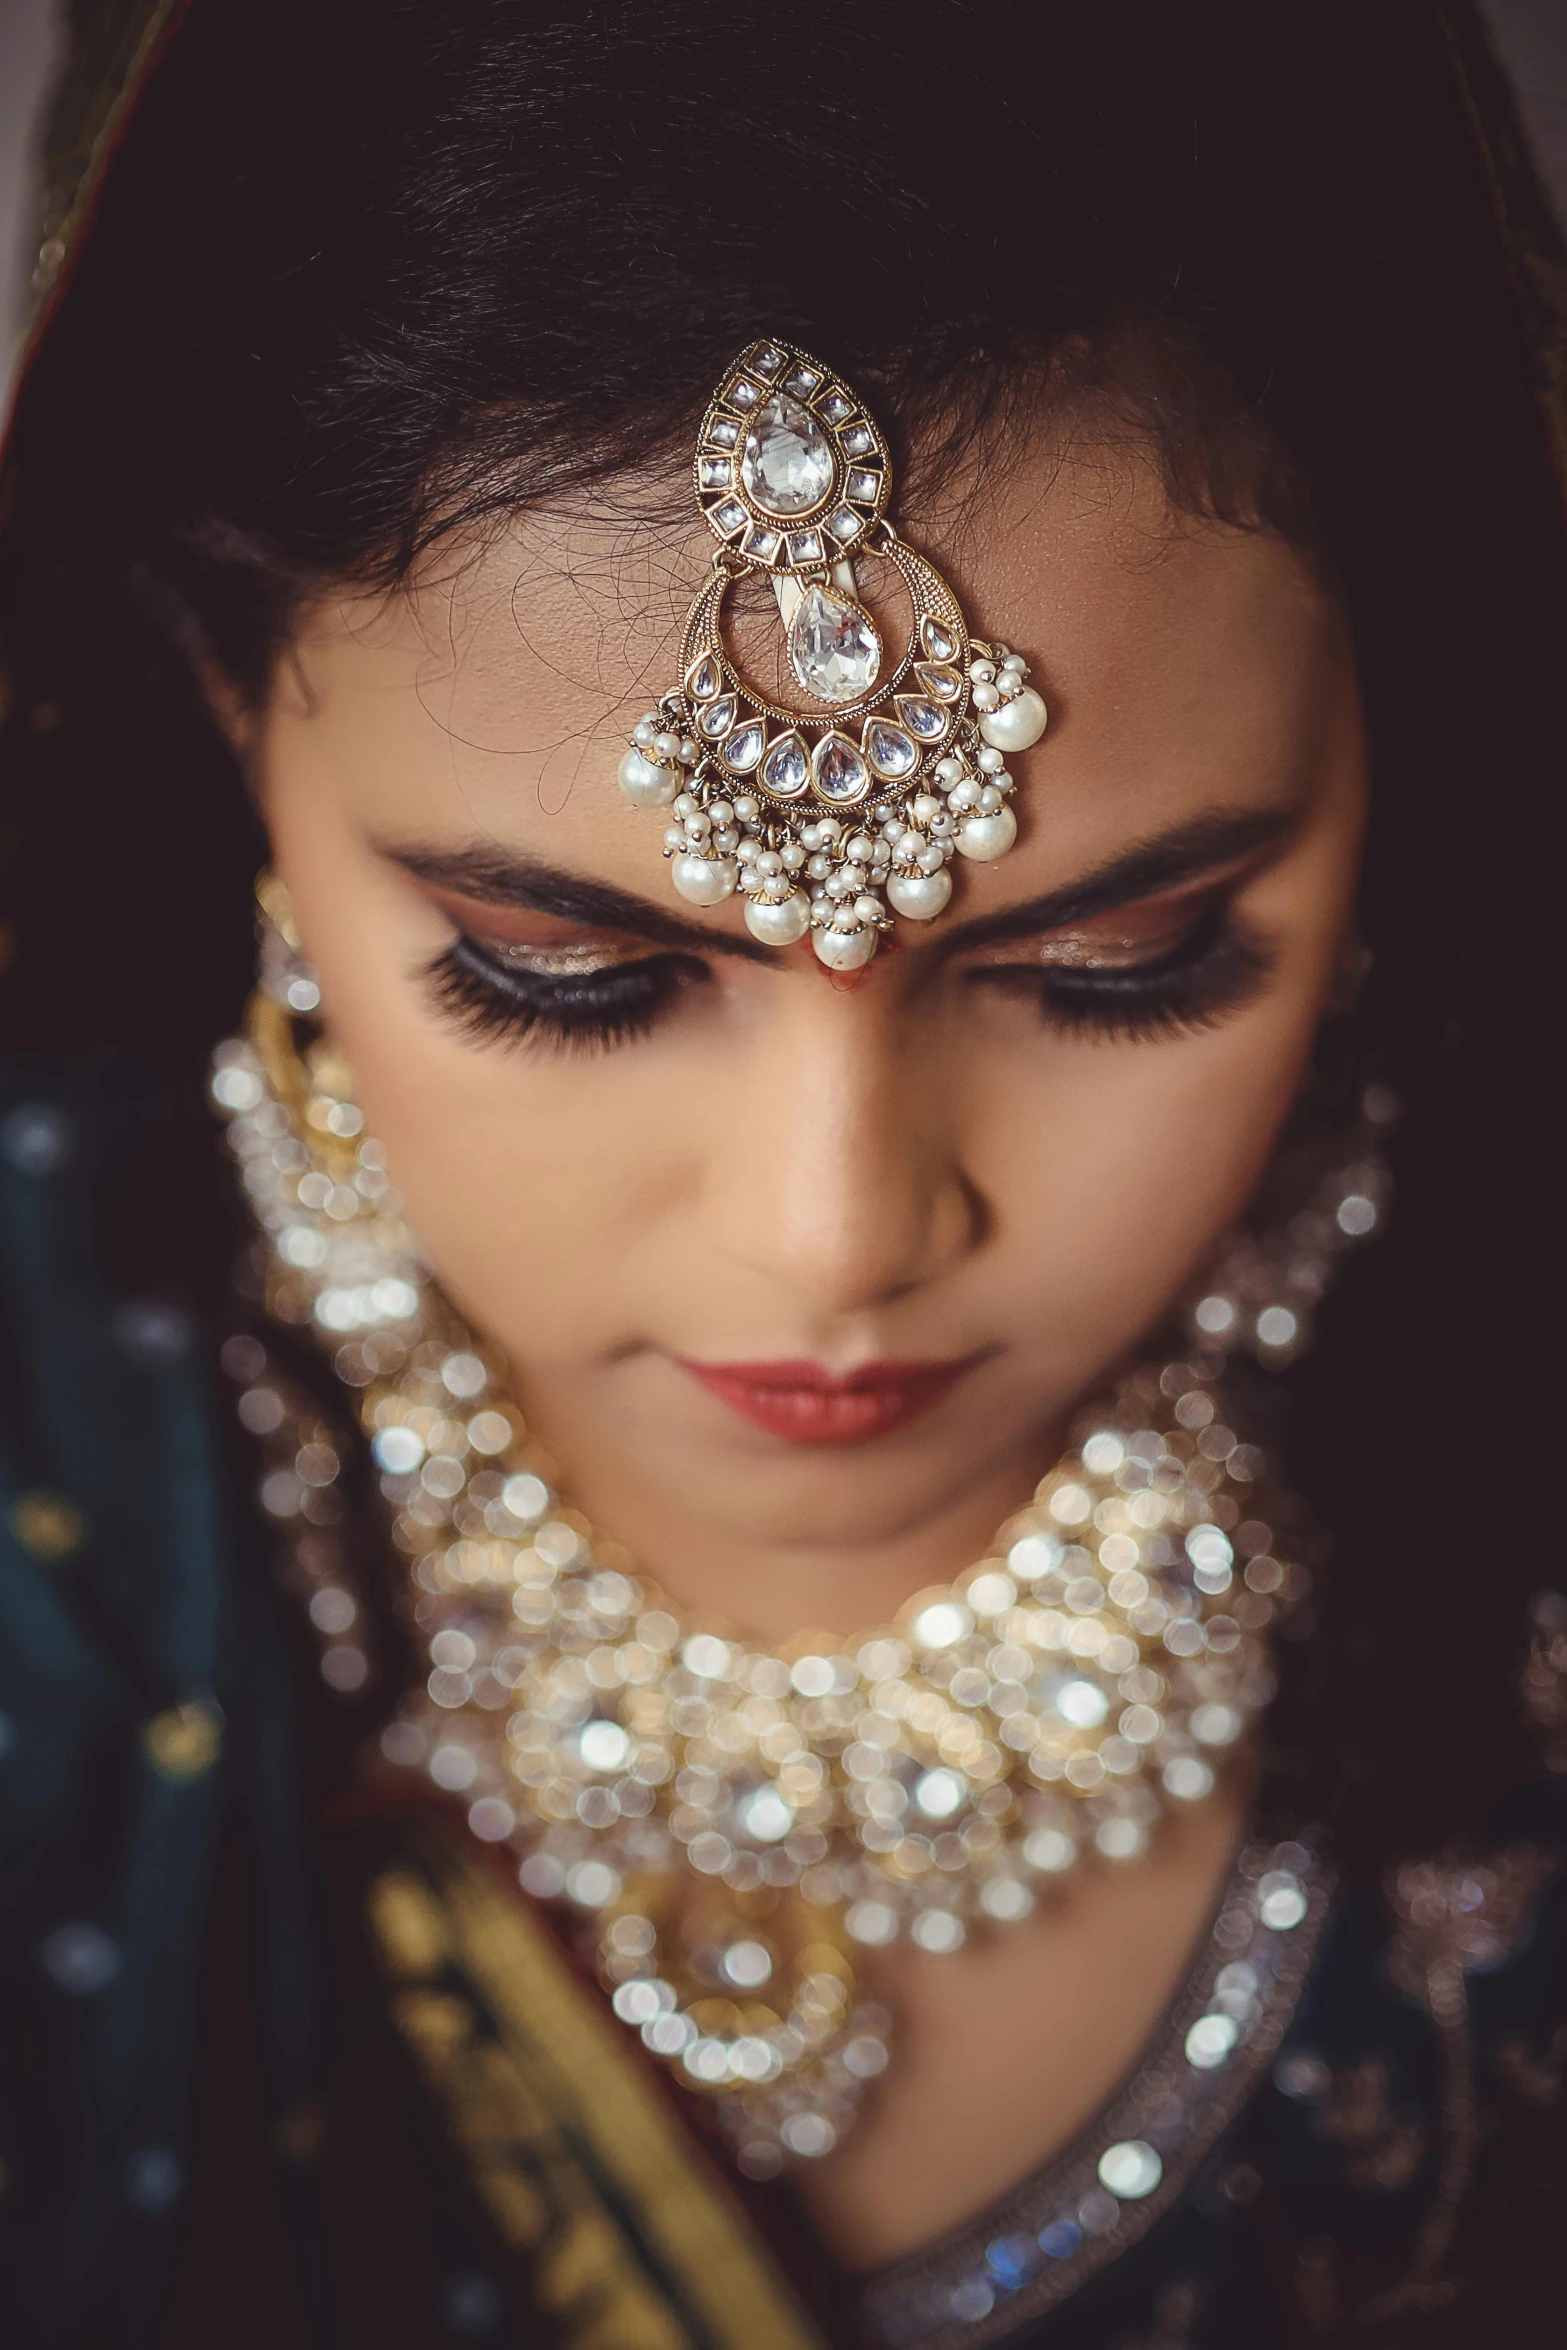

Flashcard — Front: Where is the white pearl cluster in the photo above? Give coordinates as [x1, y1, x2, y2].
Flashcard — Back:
[620, 638, 1044, 969]
[214, 1017, 1297, 2178]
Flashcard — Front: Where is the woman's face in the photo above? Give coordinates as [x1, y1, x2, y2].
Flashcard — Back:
[257, 430, 1365, 1640]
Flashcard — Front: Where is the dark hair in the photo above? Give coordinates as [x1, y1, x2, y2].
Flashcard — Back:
[2, 0, 1562, 1872]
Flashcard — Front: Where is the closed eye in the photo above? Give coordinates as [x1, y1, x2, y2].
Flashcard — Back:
[425, 932, 708, 1054]
[965, 896, 1272, 1042]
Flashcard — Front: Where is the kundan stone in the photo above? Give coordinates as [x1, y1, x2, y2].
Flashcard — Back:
[789, 586, 882, 705]
[740, 393, 835, 518]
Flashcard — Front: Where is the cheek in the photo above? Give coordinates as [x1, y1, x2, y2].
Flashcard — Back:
[268, 778, 678, 1366]
[331, 1001, 688, 1368]
[967, 893, 1347, 1377]
[977, 1021, 1300, 1365]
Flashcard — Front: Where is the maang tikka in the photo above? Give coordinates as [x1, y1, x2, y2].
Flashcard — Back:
[618, 340, 1048, 969]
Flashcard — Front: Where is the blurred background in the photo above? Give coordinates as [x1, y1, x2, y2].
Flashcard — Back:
[2, 0, 1565, 404]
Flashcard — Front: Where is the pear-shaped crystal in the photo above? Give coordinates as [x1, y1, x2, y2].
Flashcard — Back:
[863, 719, 918, 780]
[697, 692, 738, 740]
[921, 617, 958, 662]
[812, 732, 870, 804]
[721, 721, 765, 773]
[915, 662, 961, 702]
[761, 731, 810, 797]
[685, 653, 721, 701]
[896, 695, 949, 743]
[789, 585, 883, 706]
[740, 393, 836, 519]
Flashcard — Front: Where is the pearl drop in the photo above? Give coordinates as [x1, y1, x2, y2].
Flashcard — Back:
[913, 794, 943, 825]
[969, 658, 996, 682]
[847, 833, 875, 862]
[978, 785, 1003, 813]
[708, 799, 734, 824]
[813, 924, 878, 970]
[633, 720, 656, 747]
[853, 894, 883, 924]
[670, 853, 737, 905]
[887, 869, 952, 921]
[618, 748, 679, 808]
[757, 850, 783, 875]
[948, 780, 979, 811]
[780, 843, 806, 870]
[971, 680, 1000, 711]
[978, 686, 1047, 752]
[807, 854, 833, 880]
[917, 845, 946, 874]
[680, 739, 698, 764]
[734, 796, 760, 823]
[935, 756, 963, 784]
[976, 746, 1005, 774]
[955, 807, 1018, 861]
[744, 892, 810, 946]
[654, 732, 679, 759]
[673, 793, 696, 818]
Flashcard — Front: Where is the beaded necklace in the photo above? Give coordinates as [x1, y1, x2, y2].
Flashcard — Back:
[214, 987, 1321, 2175]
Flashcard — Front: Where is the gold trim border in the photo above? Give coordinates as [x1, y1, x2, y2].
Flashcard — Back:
[367, 1825, 826, 2350]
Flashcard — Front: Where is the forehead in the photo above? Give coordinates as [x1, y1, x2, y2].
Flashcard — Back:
[277, 434, 1341, 916]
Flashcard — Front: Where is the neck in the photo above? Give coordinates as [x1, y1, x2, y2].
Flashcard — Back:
[511, 1369, 1068, 1641]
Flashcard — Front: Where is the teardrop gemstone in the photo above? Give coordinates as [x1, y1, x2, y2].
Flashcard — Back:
[895, 695, 950, 743]
[921, 616, 958, 663]
[697, 692, 738, 739]
[685, 653, 722, 701]
[863, 719, 919, 780]
[760, 731, 810, 797]
[741, 393, 836, 518]
[811, 732, 870, 805]
[915, 662, 962, 702]
[721, 722, 765, 773]
[789, 585, 883, 705]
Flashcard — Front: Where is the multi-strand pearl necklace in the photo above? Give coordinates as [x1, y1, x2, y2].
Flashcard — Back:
[213, 990, 1305, 2175]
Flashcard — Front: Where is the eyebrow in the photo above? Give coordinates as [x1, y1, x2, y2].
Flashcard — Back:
[377, 802, 1300, 962]
[935, 803, 1300, 953]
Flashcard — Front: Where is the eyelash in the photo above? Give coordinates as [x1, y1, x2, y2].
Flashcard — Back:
[426, 935, 703, 1054]
[969, 903, 1273, 1043]
[424, 901, 1271, 1056]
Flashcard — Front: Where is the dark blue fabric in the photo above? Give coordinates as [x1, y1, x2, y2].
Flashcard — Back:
[0, 1063, 322, 2347]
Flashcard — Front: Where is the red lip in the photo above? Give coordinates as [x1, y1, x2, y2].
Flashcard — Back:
[677, 1355, 976, 1446]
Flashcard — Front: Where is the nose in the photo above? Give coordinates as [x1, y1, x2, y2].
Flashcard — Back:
[700, 978, 984, 1323]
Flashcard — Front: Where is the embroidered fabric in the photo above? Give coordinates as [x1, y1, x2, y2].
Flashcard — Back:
[859, 1838, 1332, 2350]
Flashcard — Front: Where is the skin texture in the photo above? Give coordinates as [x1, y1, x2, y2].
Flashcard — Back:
[253, 427, 1366, 2261]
